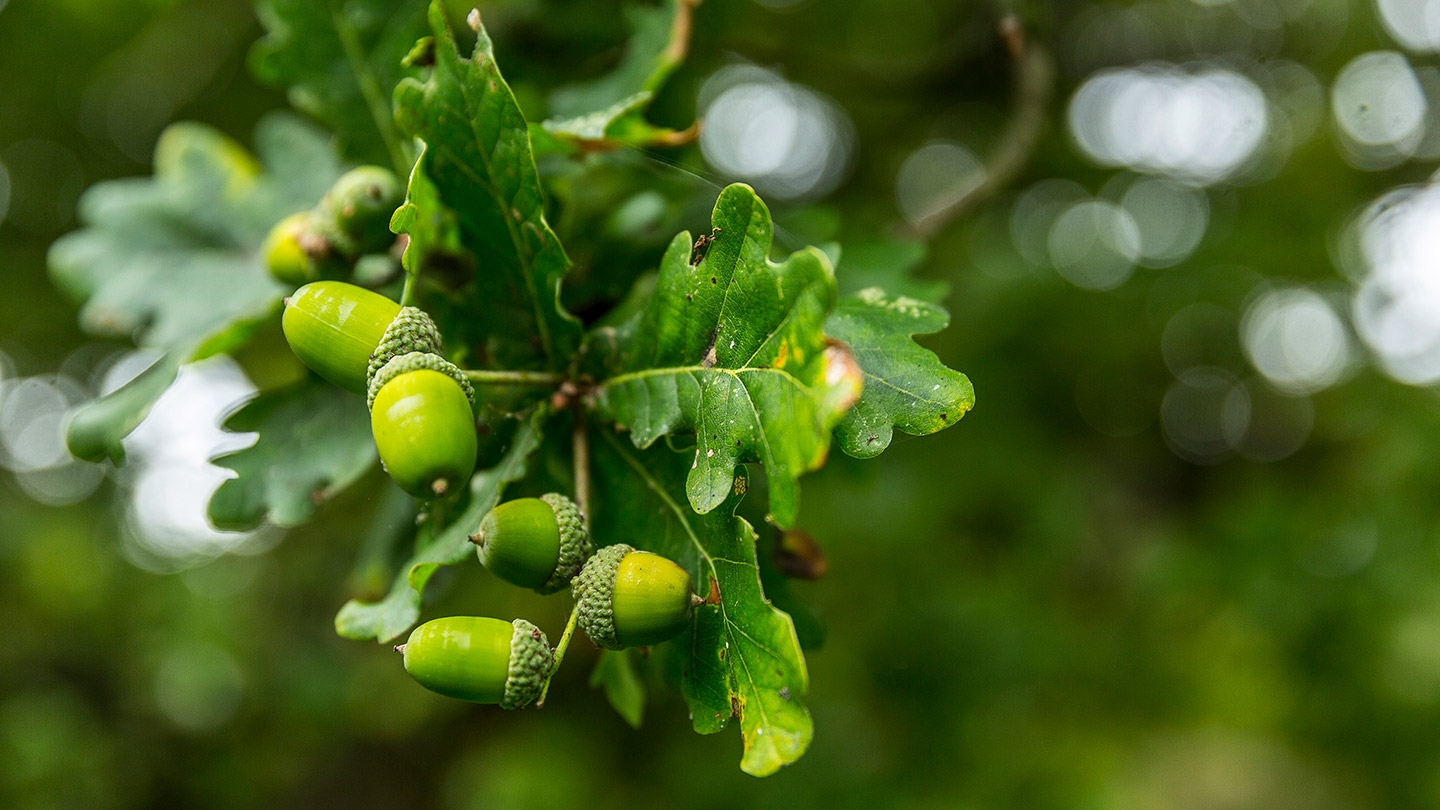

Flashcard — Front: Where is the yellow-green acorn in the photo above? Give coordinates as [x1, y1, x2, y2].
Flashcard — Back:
[315, 166, 403, 256]
[282, 280, 402, 394]
[573, 544, 699, 650]
[261, 212, 319, 286]
[399, 616, 552, 709]
[370, 355, 477, 498]
[472, 493, 593, 595]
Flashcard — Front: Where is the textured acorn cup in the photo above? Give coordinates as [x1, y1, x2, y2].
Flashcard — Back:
[371, 367, 477, 498]
[315, 166, 403, 256]
[262, 212, 319, 286]
[400, 616, 552, 709]
[282, 281, 401, 394]
[473, 493, 593, 595]
[573, 544, 698, 650]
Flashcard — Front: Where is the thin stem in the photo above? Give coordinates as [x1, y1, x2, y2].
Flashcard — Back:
[534, 404, 593, 707]
[571, 405, 592, 525]
[461, 369, 567, 386]
[904, 13, 1054, 238]
[536, 606, 579, 707]
[399, 271, 418, 307]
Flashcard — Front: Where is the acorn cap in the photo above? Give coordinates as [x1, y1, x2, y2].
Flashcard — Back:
[540, 493, 593, 594]
[473, 494, 593, 595]
[573, 545, 697, 650]
[365, 307, 444, 397]
[368, 350, 475, 412]
[502, 618, 553, 710]
[573, 544, 629, 650]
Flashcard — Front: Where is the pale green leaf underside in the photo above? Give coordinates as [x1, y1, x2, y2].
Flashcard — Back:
[592, 434, 812, 776]
[594, 183, 853, 528]
[825, 288, 975, 459]
[48, 114, 343, 465]
[209, 379, 377, 531]
[335, 409, 546, 643]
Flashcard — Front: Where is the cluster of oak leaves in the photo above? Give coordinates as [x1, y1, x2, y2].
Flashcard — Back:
[47, 0, 973, 776]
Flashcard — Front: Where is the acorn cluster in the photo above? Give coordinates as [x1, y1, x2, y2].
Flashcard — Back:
[262, 166, 405, 286]
[271, 188, 701, 710]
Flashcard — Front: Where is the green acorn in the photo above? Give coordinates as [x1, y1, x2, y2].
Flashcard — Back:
[282, 281, 403, 394]
[399, 616, 552, 709]
[314, 166, 403, 256]
[573, 544, 700, 650]
[370, 355, 477, 498]
[472, 494, 593, 595]
[261, 212, 319, 286]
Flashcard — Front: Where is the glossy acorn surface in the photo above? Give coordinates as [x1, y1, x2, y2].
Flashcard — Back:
[476, 498, 561, 591]
[282, 280, 400, 394]
[403, 616, 513, 703]
[474, 493, 592, 594]
[574, 544, 697, 650]
[612, 550, 696, 648]
[261, 212, 316, 286]
[371, 369, 476, 497]
[316, 166, 403, 255]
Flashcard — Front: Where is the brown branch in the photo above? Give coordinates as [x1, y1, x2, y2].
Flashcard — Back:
[905, 13, 1055, 239]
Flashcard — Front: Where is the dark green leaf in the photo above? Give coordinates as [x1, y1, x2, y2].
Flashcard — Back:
[589, 649, 646, 729]
[825, 288, 975, 459]
[538, 0, 699, 155]
[392, 2, 582, 369]
[208, 379, 377, 531]
[546, 0, 693, 118]
[250, 0, 426, 168]
[592, 432, 812, 776]
[335, 408, 547, 643]
[48, 115, 344, 463]
[592, 183, 862, 528]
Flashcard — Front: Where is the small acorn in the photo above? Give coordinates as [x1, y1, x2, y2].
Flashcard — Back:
[472, 493, 593, 595]
[314, 166, 403, 256]
[573, 544, 699, 650]
[370, 359, 477, 498]
[399, 616, 552, 709]
[282, 280, 402, 394]
[261, 212, 319, 286]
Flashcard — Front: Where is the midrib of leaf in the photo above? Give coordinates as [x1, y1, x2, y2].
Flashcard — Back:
[327, 0, 409, 174]
[599, 430, 790, 746]
[856, 364, 955, 405]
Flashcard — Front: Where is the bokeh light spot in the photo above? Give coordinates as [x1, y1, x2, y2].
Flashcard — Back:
[1242, 288, 1351, 394]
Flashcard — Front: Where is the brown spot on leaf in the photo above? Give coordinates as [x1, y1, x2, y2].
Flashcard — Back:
[706, 577, 721, 605]
[730, 695, 742, 718]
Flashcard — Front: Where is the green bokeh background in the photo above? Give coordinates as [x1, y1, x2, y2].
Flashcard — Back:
[4, 0, 1440, 807]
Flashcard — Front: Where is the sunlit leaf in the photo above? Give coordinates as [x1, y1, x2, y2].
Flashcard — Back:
[591, 183, 861, 528]
[592, 432, 811, 776]
[391, 2, 582, 370]
[825, 288, 974, 459]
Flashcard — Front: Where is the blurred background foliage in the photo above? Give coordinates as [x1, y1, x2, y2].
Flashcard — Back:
[5, 0, 1440, 806]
